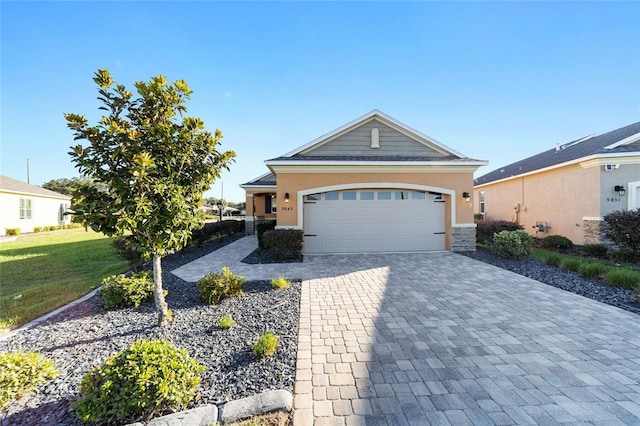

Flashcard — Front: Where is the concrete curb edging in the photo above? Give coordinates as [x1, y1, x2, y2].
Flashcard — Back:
[219, 389, 293, 424]
[127, 390, 293, 426]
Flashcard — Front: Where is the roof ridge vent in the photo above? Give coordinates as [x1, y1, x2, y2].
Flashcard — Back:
[559, 134, 597, 150]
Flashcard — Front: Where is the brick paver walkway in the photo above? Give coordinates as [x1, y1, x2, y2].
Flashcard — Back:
[172, 237, 640, 425]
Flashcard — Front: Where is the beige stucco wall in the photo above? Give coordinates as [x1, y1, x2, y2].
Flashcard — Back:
[275, 170, 474, 225]
[474, 164, 600, 243]
[272, 169, 475, 252]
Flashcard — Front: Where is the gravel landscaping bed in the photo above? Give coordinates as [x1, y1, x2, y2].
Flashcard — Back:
[462, 248, 640, 315]
[0, 236, 300, 426]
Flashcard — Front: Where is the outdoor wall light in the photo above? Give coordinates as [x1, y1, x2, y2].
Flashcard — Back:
[284, 192, 290, 203]
[462, 192, 471, 202]
[614, 185, 626, 197]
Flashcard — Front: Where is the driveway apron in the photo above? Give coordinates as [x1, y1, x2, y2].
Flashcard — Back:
[294, 253, 640, 426]
[172, 237, 640, 425]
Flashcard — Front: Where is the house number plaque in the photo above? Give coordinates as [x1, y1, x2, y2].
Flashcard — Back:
[281, 206, 294, 211]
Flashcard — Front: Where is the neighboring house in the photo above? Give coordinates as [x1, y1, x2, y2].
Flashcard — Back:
[241, 110, 487, 253]
[474, 121, 640, 245]
[0, 175, 72, 236]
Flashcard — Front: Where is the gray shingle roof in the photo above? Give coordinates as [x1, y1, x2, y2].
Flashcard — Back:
[241, 172, 276, 187]
[475, 121, 640, 186]
[0, 175, 71, 199]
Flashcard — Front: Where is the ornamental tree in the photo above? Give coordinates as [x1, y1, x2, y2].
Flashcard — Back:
[65, 70, 235, 326]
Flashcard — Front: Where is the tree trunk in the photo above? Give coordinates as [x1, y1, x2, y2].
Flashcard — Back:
[153, 255, 170, 327]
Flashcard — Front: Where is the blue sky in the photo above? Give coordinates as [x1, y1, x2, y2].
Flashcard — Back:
[2, 1, 639, 202]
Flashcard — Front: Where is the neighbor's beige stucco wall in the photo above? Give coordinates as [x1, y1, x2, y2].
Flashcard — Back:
[474, 164, 600, 243]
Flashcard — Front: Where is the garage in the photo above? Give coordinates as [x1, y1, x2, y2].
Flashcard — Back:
[303, 189, 445, 253]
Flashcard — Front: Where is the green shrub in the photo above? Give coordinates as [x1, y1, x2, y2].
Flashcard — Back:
[252, 332, 279, 358]
[604, 269, 640, 290]
[0, 352, 58, 409]
[33, 227, 43, 233]
[256, 220, 277, 248]
[544, 253, 562, 267]
[219, 315, 235, 329]
[604, 208, 640, 254]
[491, 230, 532, 259]
[197, 267, 245, 305]
[562, 258, 582, 272]
[540, 235, 574, 251]
[5, 228, 20, 236]
[474, 213, 484, 220]
[47, 226, 58, 231]
[73, 339, 206, 424]
[610, 248, 636, 263]
[100, 271, 155, 309]
[475, 220, 523, 245]
[582, 243, 608, 258]
[578, 262, 606, 279]
[112, 236, 144, 270]
[263, 229, 303, 261]
[271, 277, 290, 289]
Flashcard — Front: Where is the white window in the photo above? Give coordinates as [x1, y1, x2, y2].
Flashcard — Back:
[360, 191, 374, 200]
[325, 191, 339, 200]
[395, 191, 408, 200]
[20, 198, 32, 219]
[412, 191, 426, 200]
[342, 191, 357, 200]
[480, 191, 485, 213]
[378, 191, 392, 200]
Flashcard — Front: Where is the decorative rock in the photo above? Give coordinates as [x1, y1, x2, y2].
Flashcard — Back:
[142, 405, 218, 426]
[219, 390, 293, 424]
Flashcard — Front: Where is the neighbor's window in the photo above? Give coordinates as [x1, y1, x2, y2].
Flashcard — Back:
[342, 191, 357, 200]
[325, 191, 339, 201]
[480, 191, 485, 213]
[20, 198, 32, 219]
[360, 191, 374, 200]
[271, 195, 277, 213]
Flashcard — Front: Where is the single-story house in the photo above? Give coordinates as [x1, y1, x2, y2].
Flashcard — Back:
[241, 110, 487, 253]
[474, 121, 640, 245]
[0, 175, 72, 235]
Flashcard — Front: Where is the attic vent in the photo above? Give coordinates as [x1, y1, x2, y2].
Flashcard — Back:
[371, 128, 380, 149]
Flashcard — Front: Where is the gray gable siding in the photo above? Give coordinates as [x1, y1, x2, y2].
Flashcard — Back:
[298, 119, 448, 158]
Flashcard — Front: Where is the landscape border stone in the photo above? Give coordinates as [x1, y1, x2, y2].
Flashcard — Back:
[125, 390, 292, 426]
[219, 389, 293, 424]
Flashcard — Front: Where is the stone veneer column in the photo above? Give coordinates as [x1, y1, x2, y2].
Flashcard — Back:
[244, 217, 255, 235]
[451, 226, 476, 252]
[582, 218, 613, 246]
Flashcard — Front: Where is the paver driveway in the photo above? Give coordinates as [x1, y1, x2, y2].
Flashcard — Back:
[173, 237, 640, 425]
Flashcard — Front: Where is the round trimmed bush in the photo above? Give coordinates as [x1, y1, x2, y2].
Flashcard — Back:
[100, 271, 156, 309]
[72, 339, 206, 424]
[540, 235, 573, 251]
[491, 230, 533, 259]
[0, 352, 58, 408]
[252, 332, 279, 358]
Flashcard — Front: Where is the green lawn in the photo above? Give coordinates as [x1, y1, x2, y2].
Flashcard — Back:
[0, 228, 128, 331]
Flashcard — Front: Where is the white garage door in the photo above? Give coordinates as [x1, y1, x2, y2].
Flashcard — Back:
[303, 189, 445, 253]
